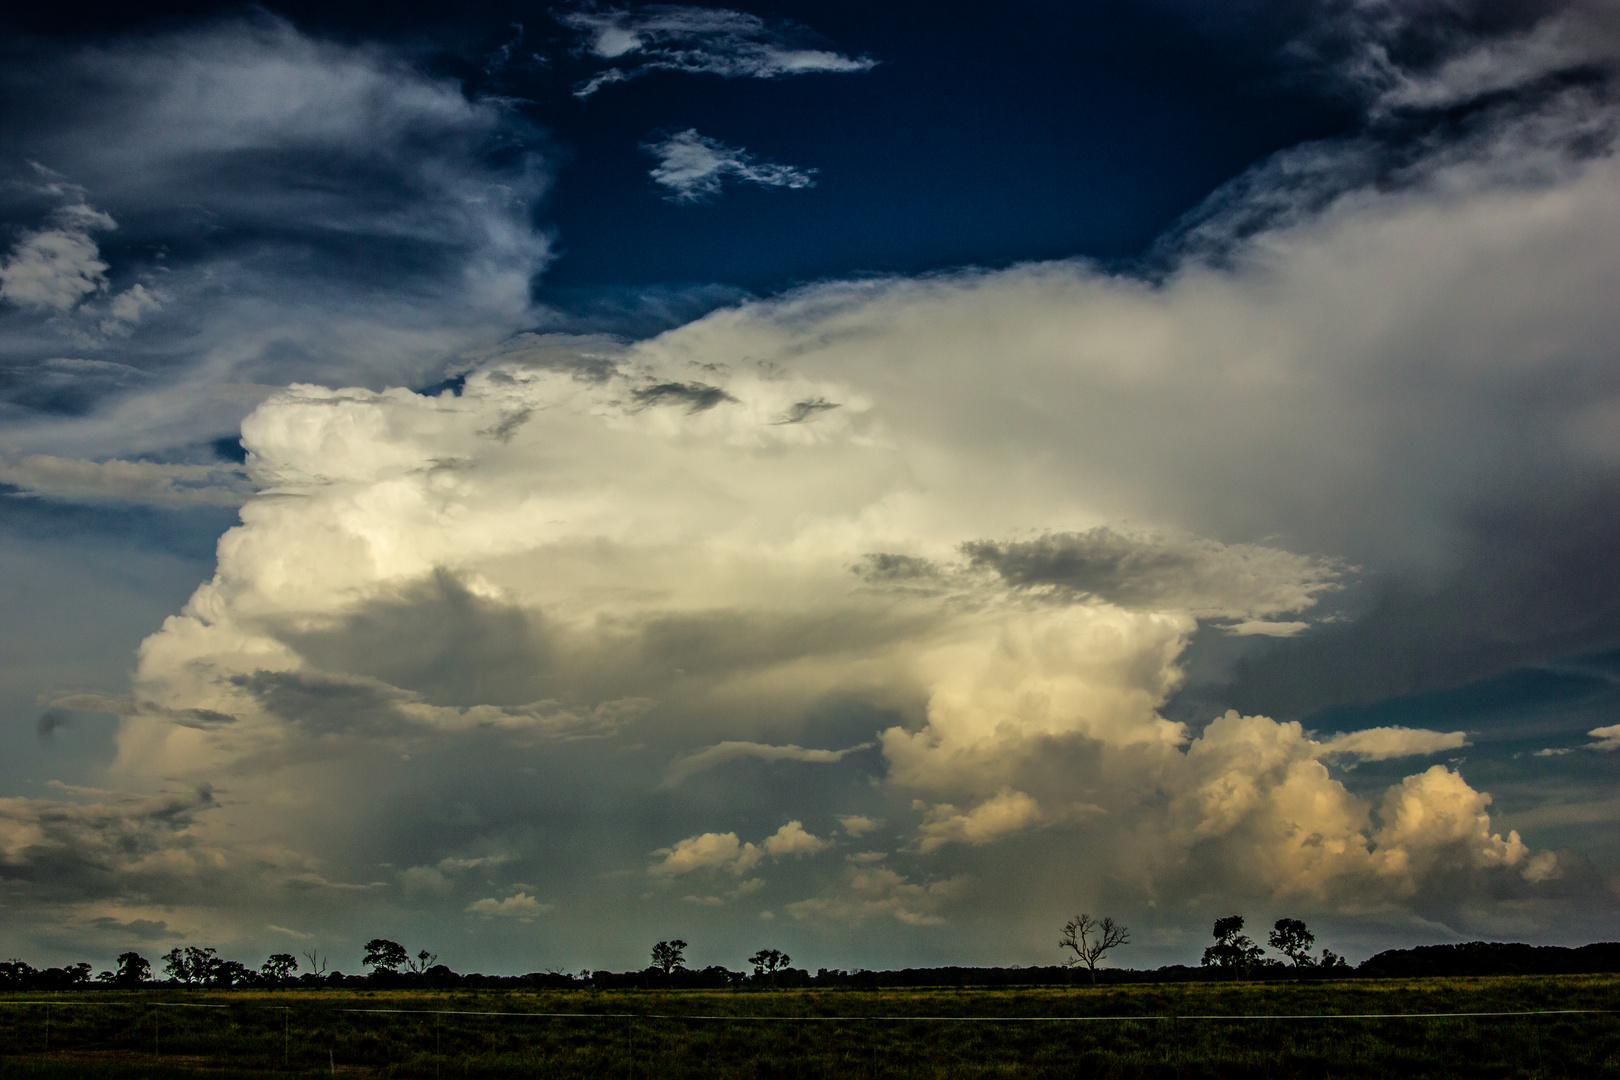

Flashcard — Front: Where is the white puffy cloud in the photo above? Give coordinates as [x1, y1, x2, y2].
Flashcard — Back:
[651, 822, 828, 878]
[557, 5, 876, 98]
[651, 831, 760, 877]
[918, 789, 1044, 852]
[0, 199, 114, 312]
[838, 815, 881, 837]
[762, 820, 830, 857]
[644, 129, 817, 203]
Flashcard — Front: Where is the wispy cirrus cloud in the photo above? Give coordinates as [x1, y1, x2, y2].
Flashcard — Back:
[664, 740, 872, 785]
[556, 4, 877, 99]
[643, 129, 817, 203]
[0, 16, 552, 458]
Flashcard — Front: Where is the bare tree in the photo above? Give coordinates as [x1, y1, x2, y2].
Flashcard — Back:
[302, 949, 329, 976]
[408, 949, 438, 974]
[651, 940, 688, 975]
[1058, 914, 1131, 984]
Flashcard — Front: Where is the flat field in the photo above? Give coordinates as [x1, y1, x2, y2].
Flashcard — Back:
[2, 975, 1617, 1079]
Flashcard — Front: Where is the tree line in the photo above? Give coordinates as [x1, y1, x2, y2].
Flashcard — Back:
[5, 929, 1619, 992]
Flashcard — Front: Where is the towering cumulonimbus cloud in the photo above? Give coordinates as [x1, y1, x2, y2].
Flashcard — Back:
[6, 0, 1620, 967]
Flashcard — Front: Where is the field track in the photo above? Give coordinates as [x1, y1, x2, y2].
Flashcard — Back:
[2, 974, 1617, 1078]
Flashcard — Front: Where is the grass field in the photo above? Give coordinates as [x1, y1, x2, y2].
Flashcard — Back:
[2, 975, 1617, 1079]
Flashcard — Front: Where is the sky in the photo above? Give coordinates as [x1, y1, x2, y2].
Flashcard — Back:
[1, 0, 1618, 977]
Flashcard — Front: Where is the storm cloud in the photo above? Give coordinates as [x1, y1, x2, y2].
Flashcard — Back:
[4, 0, 1620, 972]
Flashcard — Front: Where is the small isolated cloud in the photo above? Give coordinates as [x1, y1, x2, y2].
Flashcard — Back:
[1319, 726, 1469, 762]
[838, 814, 881, 837]
[762, 820, 829, 857]
[100, 283, 167, 333]
[651, 821, 828, 877]
[665, 740, 870, 785]
[1587, 724, 1620, 751]
[557, 4, 876, 98]
[0, 195, 115, 312]
[644, 130, 817, 203]
[651, 830, 759, 876]
[917, 789, 1042, 853]
[465, 892, 549, 920]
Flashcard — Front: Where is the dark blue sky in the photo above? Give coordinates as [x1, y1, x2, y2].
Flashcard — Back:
[8, 0, 1357, 300]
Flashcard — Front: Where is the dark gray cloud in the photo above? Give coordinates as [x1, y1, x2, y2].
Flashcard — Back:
[775, 397, 840, 425]
[1218, 489, 1620, 719]
[0, 785, 215, 902]
[631, 380, 737, 412]
[963, 528, 1341, 620]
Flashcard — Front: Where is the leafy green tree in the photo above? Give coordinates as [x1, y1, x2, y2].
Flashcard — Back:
[651, 940, 688, 974]
[1201, 916, 1264, 978]
[363, 939, 409, 974]
[1058, 914, 1130, 984]
[1268, 918, 1317, 966]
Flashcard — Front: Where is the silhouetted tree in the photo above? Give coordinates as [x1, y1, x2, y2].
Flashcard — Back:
[651, 940, 688, 974]
[113, 952, 151, 987]
[408, 949, 438, 974]
[211, 959, 252, 987]
[262, 953, 298, 985]
[163, 946, 220, 985]
[1058, 914, 1130, 984]
[1201, 916, 1264, 978]
[1317, 948, 1350, 970]
[0, 961, 38, 989]
[302, 949, 328, 976]
[1269, 918, 1316, 967]
[749, 948, 790, 987]
[363, 939, 409, 974]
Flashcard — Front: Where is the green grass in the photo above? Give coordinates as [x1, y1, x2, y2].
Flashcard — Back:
[2, 975, 1617, 1078]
